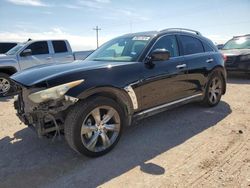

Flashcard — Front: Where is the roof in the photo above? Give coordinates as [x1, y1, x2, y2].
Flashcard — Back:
[122, 28, 202, 38]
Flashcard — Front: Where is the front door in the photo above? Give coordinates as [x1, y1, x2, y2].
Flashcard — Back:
[18, 41, 53, 70]
[141, 35, 189, 110]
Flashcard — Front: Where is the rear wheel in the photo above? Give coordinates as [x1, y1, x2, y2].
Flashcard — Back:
[64, 96, 125, 157]
[202, 72, 224, 107]
[0, 73, 13, 97]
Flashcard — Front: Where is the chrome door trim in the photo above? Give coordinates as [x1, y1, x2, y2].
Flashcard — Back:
[136, 93, 203, 116]
[176, 64, 187, 69]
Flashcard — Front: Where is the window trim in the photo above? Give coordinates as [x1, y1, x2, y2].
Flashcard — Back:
[143, 34, 180, 62]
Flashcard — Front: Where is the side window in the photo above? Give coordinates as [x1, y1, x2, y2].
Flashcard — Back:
[26, 41, 49, 55]
[151, 35, 179, 57]
[179, 35, 204, 55]
[0, 43, 17, 53]
[52, 41, 68, 53]
[203, 42, 214, 52]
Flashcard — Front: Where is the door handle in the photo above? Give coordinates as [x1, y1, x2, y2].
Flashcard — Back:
[46, 57, 52, 60]
[206, 58, 214, 63]
[176, 64, 187, 69]
[66, 55, 73, 58]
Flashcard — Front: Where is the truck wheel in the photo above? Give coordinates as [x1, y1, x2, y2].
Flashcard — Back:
[64, 96, 125, 157]
[0, 73, 13, 97]
[202, 72, 224, 107]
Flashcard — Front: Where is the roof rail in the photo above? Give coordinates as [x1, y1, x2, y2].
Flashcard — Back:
[233, 34, 250, 38]
[160, 28, 202, 36]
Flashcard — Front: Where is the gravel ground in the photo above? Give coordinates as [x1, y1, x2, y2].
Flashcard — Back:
[0, 73, 250, 188]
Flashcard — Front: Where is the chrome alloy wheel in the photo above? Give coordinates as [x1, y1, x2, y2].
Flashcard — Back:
[0, 77, 11, 94]
[208, 77, 222, 104]
[80, 106, 121, 152]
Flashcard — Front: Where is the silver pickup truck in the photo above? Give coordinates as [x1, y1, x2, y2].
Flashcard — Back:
[0, 39, 93, 96]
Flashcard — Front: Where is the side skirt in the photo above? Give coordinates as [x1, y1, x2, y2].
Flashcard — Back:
[133, 93, 203, 120]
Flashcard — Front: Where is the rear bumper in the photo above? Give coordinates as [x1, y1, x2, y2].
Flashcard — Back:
[226, 60, 250, 73]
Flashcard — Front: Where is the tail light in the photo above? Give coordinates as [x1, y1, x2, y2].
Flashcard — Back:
[222, 53, 227, 62]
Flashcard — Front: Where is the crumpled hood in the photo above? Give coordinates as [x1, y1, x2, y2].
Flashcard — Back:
[11, 60, 129, 87]
[220, 49, 250, 56]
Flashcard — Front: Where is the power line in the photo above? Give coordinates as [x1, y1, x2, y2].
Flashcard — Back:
[93, 26, 101, 48]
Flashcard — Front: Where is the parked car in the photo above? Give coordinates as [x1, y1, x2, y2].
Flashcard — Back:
[0, 42, 18, 54]
[12, 28, 227, 157]
[0, 39, 93, 96]
[220, 34, 250, 74]
[216, 44, 224, 50]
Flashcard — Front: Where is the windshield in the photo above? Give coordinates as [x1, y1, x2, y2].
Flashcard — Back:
[6, 43, 25, 55]
[222, 37, 250, 50]
[86, 36, 151, 62]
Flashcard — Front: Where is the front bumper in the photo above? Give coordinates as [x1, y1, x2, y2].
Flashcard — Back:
[225, 56, 250, 72]
[14, 88, 78, 137]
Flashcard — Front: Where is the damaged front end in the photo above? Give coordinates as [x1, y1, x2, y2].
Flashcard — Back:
[14, 80, 83, 137]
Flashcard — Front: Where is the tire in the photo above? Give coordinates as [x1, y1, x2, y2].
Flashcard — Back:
[202, 72, 224, 107]
[0, 73, 14, 97]
[64, 96, 125, 157]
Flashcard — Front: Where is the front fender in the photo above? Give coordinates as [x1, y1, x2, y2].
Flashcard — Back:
[0, 58, 20, 72]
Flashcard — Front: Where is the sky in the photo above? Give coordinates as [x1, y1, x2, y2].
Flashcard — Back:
[0, 0, 250, 51]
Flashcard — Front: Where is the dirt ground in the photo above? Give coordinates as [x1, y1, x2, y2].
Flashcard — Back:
[0, 73, 250, 188]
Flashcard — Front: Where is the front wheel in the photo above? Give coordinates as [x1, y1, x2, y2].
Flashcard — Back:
[0, 73, 13, 97]
[64, 96, 125, 157]
[202, 72, 224, 107]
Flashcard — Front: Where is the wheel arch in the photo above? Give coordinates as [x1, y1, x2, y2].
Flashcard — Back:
[209, 65, 227, 94]
[0, 66, 18, 76]
[77, 86, 135, 126]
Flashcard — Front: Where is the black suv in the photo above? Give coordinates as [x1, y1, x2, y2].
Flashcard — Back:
[12, 28, 226, 157]
[220, 34, 250, 74]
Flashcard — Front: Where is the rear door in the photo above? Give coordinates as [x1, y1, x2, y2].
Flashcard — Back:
[51, 40, 74, 63]
[177, 34, 211, 96]
[18, 41, 52, 70]
[140, 34, 189, 110]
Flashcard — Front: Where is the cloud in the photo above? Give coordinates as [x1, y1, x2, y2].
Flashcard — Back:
[6, 0, 49, 7]
[62, 4, 82, 9]
[0, 28, 111, 51]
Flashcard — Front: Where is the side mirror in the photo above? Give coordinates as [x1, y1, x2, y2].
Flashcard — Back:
[21, 49, 32, 57]
[150, 49, 170, 62]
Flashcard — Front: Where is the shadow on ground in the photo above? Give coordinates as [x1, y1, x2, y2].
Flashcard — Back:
[0, 101, 231, 188]
[0, 96, 13, 103]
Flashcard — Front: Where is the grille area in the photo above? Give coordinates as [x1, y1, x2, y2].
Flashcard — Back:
[225, 56, 236, 64]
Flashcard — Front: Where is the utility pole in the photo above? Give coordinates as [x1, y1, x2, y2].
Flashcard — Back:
[93, 26, 101, 49]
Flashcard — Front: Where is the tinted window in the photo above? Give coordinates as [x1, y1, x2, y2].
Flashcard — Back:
[86, 36, 151, 62]
[0, 43, 17, 53]
[52, 41, 68, 53]
[179, 35, 204, 55]
[26, 41, 49, 55]
[151, 35, 179, 57]
[203, 42, 214, 52]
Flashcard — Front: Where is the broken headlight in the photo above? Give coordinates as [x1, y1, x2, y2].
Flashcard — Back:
[28, 79, 84, 103]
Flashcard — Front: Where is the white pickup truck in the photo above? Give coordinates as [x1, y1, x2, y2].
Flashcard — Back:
[0, 39, 93, 96]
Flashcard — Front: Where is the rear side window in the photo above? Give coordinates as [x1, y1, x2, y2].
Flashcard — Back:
[52, 41, 68, 53]
[179, 35, 204, 55]
[203, 42, 214, 52]
[151, 35, 179, 57]
[26, 41, 49, 55]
